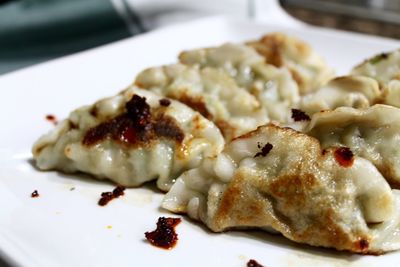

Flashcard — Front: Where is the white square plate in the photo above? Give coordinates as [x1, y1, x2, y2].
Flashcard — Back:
[1, 17, 400, 267]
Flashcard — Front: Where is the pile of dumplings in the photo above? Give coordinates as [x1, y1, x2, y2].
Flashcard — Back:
[32, 33, 400, 254]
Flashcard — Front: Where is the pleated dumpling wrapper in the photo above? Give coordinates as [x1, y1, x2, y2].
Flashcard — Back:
[32, 87, 224, 191]
[299, 75, 381, 116]
[306, 104, 400, 188]
[135, 63, 268, 141]
[247, 32, 334, 94]
[162, 124, 400, 254]
[351, 50, 400, 107]
[352, 50, 400, 87]
[283, 76, 380, 132]
[179, 42, 300, 123]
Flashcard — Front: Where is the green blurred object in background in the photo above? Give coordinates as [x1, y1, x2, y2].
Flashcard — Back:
[0, 0, 137, 74]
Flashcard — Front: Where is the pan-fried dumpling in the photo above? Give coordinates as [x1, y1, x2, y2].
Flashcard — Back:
[32, 87, 224, 191]
[179, 43, 300, 122]
[162, 124, 400, 253]
[179, 42, 266, 88]
[306, 104, 400, 188]
[247, 33, 334, 94]
[351, 50, 400, 87]
[352, 50, 400, 107]
[286, 76, 380, 132]
[135, 63, 268, 140]
[299, 76, 381, 115]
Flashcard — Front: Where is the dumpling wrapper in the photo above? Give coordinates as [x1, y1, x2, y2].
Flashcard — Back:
[32, 87, 224, 191]
[299, 75, 381, 116]
[135, 63, 268, 140]
[179, 42, 265, 88]
[306, 104, 400, 188]
[179, 43, 300, 122]
[285, 76, 380, 132]
[352, 50, 400, 87]
[382, 79, 400, 107]
[247, 32, 334, 94]
[162, 124, 400, 254]
[351, 50, 400, 107]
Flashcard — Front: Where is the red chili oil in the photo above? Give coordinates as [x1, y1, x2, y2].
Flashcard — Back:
[291, 109, 310, 121]
[145, 217, 182, 249]
[45, 114, 58, 125]
[334, 147, 354, 167]
[31, 190, 39, 198]
[98, 185, 125, 206]
[247, 259, 264, 267]
[254, 143, 273, 158]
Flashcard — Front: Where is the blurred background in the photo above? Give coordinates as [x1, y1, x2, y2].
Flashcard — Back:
[0, 0, 399, 75]
[281, 0, 400, 39]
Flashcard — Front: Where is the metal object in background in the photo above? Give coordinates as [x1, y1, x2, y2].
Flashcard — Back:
[281, 0, 400, 24]
[281, 0, 400, 39]
[369, 0, 400, 10]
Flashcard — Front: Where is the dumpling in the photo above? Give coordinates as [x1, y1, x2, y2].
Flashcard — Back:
[351, 50, 400, 87]
[285, 76, 380, 132]
[179, 42, 266, 88]
[135, 63, 268, 140]
[179, 34, 334, 121]
[247, 32, 334, 94]
[299, 75, 381, 115]
[32, 87, 224, 191]
[305, 104, 400, 188]
[179, 43, 300, 122]
[162, 124, 400, 254]
[351, 50, 400, 107]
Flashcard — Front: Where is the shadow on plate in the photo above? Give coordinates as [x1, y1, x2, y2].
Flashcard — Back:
[27, 158, 162, 194]
[159, 206, 388, 263]
[0, 257, 12, 267]
[227, 230, 363, 262]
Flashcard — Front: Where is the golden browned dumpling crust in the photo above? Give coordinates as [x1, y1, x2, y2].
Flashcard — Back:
[163, 124, 400, 254]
